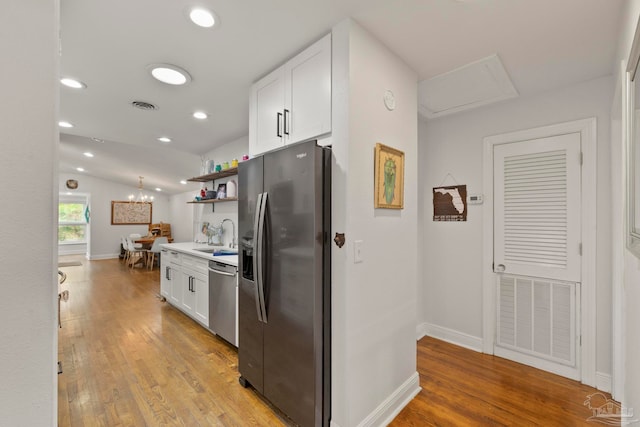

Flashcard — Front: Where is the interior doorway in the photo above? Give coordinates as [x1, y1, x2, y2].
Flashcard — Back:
[481, 118, 598, 387]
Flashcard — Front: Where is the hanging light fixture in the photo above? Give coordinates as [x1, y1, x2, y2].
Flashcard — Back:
[128, 176, 154, 203]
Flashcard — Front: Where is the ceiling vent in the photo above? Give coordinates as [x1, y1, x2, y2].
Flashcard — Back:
[418, 54, 518, 119]
[131, 100, 157, 111]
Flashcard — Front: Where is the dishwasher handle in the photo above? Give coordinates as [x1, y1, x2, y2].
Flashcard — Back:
[208, 267, 237, 277]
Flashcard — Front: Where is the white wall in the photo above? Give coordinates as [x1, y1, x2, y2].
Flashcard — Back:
[0, 1, 58, 425]
[169, 136, 248, 245]
[419, 76, 614, 376]
[331, 19, 419, 427]
[59, 173, 170, 259]
[614, 0, 640, 414]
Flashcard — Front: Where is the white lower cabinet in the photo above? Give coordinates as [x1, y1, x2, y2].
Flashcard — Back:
[191, 272, 209, 326]
[160, 249, 170, 298]
[160, 246, 237, 342]
[160, 249, 181, 303]
[165, 253, 210, 328]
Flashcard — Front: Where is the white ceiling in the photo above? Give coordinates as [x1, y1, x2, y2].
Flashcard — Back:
[59, 0, 624, 194]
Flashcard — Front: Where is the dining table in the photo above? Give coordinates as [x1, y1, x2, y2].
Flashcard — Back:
[135, 235, 173, 249]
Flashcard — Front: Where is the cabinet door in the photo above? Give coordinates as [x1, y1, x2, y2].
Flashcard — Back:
[169, 266, 182, 305]
[192, 272, 209, 327]
[250, 66, 286, 156]
[181, 272, 196, 315]
[284, 33, 331, 145]
[160, 250, 170, 298]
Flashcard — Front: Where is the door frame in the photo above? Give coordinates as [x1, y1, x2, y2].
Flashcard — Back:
[481, 117, 597, 387]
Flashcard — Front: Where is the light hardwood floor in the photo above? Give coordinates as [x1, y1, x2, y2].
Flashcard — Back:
[58, 256, 614, 426]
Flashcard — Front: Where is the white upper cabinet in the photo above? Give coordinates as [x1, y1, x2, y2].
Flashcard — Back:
[251, 67, 287, 155]
[249, 33, 331, 156]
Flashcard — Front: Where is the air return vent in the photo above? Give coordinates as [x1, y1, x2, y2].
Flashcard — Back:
[131, 100, 157, 110]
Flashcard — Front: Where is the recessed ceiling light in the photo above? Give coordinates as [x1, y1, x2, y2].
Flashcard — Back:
[60, 78, 86, 89]
[193, 111, 208, 120]
[148, 64, 192, 85]
[83, 152, 94, 157]
[59, 121, 74, 128]
[180, 180, 187, 185]
[155, 188, 162, 192]
[189, 8, 216, 28]
[76, 167, 85, 172]
[157, 136, 172, 143]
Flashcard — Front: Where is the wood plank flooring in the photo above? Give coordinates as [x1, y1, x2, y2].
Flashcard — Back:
[391, 338, 616, 426]
[58, 256, 614, 426]
[58, 255, 288, 426]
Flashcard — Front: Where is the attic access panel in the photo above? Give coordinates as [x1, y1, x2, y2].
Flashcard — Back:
[418, 54, 518, 119]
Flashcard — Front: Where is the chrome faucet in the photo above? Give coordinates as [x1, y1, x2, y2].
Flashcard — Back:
[221, 218, 236, 248]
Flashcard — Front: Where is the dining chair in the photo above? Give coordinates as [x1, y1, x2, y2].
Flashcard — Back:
[126, 237, 145, 268]
[146, 237, 168, 270]
[129, 233, 144, 249]
[121, 236, 130, 263]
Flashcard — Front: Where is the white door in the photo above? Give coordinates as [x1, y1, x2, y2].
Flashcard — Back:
[493, 132, 582, 380]
[494, 133, 582, 281]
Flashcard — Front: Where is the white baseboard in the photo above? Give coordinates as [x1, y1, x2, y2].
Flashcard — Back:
[58, 248, 87, 256]
[417, 322, 483, 353]
[330, 373, 421, 427]
[595, 371, 612, 393]
[88, 253, 120, 260]
[358, 372, 421, 427]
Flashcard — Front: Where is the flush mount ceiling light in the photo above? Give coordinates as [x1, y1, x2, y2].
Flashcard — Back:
[189, 8, 217, 28]
[60, 77, 86, 89]
[157, 136, 172, 143]
[193, 111, 208, 120]
[76, 167, 85, 172]
[83, 152, 94, 157]
[59, 121, 74, 128]
[148, 64, 192, 85]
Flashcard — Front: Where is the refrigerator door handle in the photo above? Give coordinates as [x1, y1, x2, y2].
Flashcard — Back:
[256, 191, 268, 323]
[253, 193, 264, 322]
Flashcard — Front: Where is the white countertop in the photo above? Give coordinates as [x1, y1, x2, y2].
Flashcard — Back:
[160, 242, 238, 267]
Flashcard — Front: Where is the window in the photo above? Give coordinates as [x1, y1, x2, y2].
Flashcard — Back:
[59, 195, 88, 244]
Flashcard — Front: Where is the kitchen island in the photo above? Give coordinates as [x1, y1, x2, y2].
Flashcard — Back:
[159, 242, 239, 346]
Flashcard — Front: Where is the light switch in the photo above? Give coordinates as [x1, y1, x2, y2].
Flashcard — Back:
[354, 240, 363, 263]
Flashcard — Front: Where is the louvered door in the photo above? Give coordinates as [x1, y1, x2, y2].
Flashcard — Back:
[494, 133, 581, 283]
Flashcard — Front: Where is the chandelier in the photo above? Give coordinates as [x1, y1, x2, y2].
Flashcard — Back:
[128, 176, 154, 203]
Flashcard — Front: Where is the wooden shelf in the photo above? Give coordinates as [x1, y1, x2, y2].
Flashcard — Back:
[187, 197, 238, 204]
[187, 167, 238, 183]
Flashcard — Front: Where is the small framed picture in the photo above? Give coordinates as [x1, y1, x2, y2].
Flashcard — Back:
[374, 143, 405, 209]
[216, 183, 227, 199]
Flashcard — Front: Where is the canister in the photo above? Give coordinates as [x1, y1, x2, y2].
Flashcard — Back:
[226, 180, 237, 198]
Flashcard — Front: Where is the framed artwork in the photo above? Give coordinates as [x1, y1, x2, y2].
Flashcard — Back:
[111, 201, 152, 225]
[374, 143, 405, 209]
[216, 183, 227, 199]
[433, 185, 467, 221]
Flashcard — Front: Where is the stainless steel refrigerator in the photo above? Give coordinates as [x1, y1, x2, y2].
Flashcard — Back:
[238, 140, 330, 427]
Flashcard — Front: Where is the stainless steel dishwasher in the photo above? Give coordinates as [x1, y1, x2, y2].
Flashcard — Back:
[208, 260, 238, 346]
